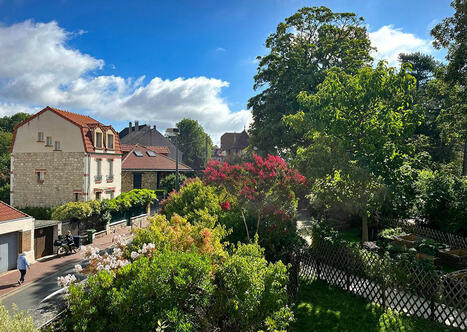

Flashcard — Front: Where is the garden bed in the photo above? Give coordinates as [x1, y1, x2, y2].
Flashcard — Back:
[439, 248, 467, 269]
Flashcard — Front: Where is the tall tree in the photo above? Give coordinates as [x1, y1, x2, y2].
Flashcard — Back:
[431, 0, 467, 174]
[248, 6, 373, 154]
[285, 62, 419, 241]
[172, 119, 212, 170]
[398, 52, 438, 90]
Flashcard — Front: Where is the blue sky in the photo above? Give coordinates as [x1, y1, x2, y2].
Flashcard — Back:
[0, 0, 453, 142]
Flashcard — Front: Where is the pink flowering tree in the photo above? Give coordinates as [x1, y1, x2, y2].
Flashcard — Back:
[204, 154, 306, 243]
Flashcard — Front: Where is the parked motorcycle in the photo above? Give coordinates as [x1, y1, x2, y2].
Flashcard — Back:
[54, 235, 82, 256]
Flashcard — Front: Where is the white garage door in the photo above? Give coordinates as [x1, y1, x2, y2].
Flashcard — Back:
[0, 232, 18, 273]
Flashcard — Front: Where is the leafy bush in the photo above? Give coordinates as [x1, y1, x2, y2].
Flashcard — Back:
[413, 169, 467, 235]
[51, 189, 157, 221]
[0, 302, 37, 332]
[62, 216, 294, 332]
[212, 241, 293, 331]
[51, 201, 94, 221]
[132, 214, 227, 261]
[162, 178, 224, 224]
[18, 206, 55, 220]
[378, 227, 405, 240]
[66, 251, 214, 332]
[417, 238, 447, 256]
[160, 173, 188, 193]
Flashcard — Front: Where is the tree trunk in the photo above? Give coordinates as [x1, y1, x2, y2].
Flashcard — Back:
[362, 213, 369, 242]
[241, 210, 251, 243]
[463, 140, 467, 176]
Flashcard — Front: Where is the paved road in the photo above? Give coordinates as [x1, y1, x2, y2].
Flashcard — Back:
[2, 262, 75, 315]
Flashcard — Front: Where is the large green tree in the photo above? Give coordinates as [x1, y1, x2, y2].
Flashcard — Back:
[431, 0, 467, 175]
[285, 62, 419, 241]
[173, 118, 212, 170]
[248, 6, 373, 154]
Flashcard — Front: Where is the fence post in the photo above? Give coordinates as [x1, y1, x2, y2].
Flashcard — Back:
[346, 271, 350, 291]
[381, 280, 386, 308]
[316, 258, 321, 280]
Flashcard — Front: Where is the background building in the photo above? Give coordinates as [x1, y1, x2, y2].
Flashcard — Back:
[10, 106, 122, 207]
[0, 201, 34, 273]
[119, 121, 180, 160]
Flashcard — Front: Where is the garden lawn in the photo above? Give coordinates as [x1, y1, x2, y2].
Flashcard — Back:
[293, 279, 455, 332]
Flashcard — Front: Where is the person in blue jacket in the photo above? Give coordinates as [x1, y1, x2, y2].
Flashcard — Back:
[17, 252, 31, 285]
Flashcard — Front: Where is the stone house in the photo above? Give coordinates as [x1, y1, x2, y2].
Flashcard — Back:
[0, 201, 34, 273]
[10, 106, 122, 207]
[121, 144, 192, 192]
[119, 121, 180, 160]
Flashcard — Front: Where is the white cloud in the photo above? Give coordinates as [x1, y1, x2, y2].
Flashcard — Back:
[0, 20, 251, 143]
[369, 25, 435, 66]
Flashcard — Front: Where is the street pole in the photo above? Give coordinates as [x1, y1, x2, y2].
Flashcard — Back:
[175, 144, 179, 191]
[205, 135, 208, 168]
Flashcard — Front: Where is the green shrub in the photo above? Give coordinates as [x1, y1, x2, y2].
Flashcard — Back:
[160, 173, 188, 193]
[66, 251, 214, 332]
[18, 206, 55, 220]
[52, 201, 94, 221]
[131, 214, 227, 261]
[212, 241, 293, 331]
[162, 178, 223, 224]
[51, 189, 157, 221]
[413, 169, 467, 235]
[0, 302, 37, 332]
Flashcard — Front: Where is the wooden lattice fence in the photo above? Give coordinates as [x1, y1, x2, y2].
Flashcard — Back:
[294, 240, 467, 330]
[388, 220, 467, 249]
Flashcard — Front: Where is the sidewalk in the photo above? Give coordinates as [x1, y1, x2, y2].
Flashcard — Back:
[0, 223, 143, 299]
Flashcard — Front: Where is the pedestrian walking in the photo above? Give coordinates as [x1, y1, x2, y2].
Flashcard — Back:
[17, 252, 30, 285]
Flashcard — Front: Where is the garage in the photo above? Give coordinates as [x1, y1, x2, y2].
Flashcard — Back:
[34, 226, 54, 259]
[0, 232, 18, 273]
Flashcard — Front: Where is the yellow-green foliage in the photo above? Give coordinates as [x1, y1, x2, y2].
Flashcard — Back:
[132, 213, 228, 262]
[0, 303, 37, 332]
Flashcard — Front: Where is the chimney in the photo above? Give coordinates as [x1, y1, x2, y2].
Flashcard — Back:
[135, 121, 139, 131]
[153, 124, 157, 130]
[129, 122, 132, 134]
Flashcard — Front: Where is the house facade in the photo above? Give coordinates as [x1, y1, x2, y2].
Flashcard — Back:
[121, 144, 192, 192]
[10, 106, 122, 207]
[0, 201, 34, 273]
[119, 121, 180, 160]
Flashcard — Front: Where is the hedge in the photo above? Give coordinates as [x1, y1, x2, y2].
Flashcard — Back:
[51, 189, 157, 221]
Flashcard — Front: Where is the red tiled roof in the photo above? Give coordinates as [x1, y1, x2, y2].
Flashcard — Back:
[11, 106, 121, 154]
[49, 107, 99, 126]
[146, 145, 170, 154]
[122, 145, 192, 171]
[0, 201, 30, 222]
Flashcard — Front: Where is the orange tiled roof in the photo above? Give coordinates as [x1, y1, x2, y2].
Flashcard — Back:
[11, 106, 121, 154]
[0, 201, 29, 222]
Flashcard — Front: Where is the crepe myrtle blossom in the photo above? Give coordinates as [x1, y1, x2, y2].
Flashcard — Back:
[130, 251, 140, 260]
[74, 264, 83, 273]
[57, 274, 77, 287]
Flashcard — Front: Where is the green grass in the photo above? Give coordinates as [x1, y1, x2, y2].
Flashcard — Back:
[293, 279, 456, 332]
[339, 227, 361, 244]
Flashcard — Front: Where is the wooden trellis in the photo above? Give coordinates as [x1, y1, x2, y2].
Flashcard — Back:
[292, 240, 467, 330]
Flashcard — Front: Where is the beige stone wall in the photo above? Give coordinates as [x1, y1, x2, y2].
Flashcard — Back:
[142, 172, 157, 190]
[121, 172, 133, 192]
[12, 109, 85, 153]
[121, 171, 158, 193]
[12, 152, 85, 207]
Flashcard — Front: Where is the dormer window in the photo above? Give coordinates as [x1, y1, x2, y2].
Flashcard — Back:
[54, 141, 61, 151]
[38, 132, 44, 142]
[107, 134, 114, 149]
[95, 132, 103, 148]
[46, 136, 53, 146]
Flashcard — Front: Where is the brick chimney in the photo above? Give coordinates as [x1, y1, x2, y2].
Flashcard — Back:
[135, 121, 139, 131]
[129, 121, 132, 134]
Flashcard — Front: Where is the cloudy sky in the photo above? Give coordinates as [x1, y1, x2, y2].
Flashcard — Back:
[0, 0, 451, 143]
